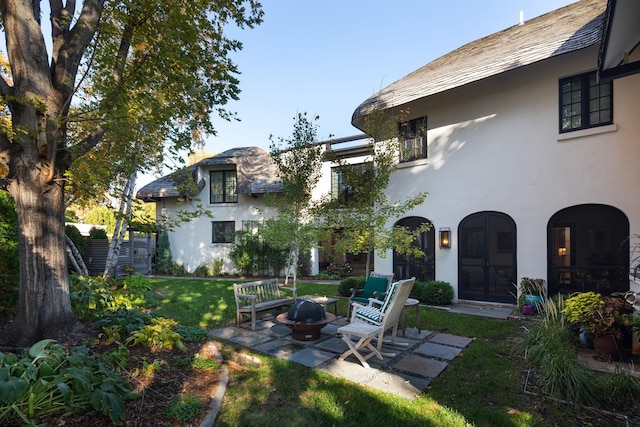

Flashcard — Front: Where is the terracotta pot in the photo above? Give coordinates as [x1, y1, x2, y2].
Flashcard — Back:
[592, 334, 621, 361]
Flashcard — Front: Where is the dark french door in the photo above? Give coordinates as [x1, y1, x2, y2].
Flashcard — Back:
[458, 212, 516, 303]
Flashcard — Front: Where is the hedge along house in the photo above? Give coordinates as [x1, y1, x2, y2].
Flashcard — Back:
[351, 0, 640, 304]
[137, 146, 283, 275]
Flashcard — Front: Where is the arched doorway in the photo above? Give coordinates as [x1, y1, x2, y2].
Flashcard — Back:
[393, 217, 434, 282]
[547, 204, 629, 296]
[458, 211, 517, 303]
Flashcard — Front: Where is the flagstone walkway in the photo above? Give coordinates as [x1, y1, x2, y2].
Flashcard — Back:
[209, 315, 474, 400]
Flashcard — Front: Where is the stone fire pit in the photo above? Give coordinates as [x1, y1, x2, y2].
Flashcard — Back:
[276, 300, 336, 341]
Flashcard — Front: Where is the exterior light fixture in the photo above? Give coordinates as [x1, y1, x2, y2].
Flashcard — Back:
[439, 228, 451, 249]
[558, 247, 567, 256]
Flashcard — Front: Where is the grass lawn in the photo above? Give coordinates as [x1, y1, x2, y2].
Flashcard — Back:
[146, 277, 626, 426]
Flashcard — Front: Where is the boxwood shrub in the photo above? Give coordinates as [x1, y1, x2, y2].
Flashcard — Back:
[412, 280, 454, 305]
[338, 276, 365, 297]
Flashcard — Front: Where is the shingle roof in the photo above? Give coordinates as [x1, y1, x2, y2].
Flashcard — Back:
[352, 0, 607, 126]
[136, 146, 282, 201]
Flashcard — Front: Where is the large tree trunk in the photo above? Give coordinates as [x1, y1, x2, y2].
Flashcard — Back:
[6, 160, 80, 346]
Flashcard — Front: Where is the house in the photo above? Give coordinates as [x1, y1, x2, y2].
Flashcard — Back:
[350, 0, 640, 304]
[138, 0, 640, 306]
[137, 146, 283, 274]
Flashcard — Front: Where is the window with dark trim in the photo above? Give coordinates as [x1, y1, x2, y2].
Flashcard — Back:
[331, 163, 370, 205]
[560, 71, 612, 133]
[210, 169, 238, 203]
[398, 117, 427, 162]
[212, 221, 235, 243]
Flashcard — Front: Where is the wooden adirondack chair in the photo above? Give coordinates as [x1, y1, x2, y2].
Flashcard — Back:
[347, 271, 394, 317]
[348, 277, 416, 357]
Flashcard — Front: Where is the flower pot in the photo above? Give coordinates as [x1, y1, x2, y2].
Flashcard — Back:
[592, 334, 621, 361]
[523, 295, 544, 312]
[579, 328, 594, 349]
[521, 304, 535, 315]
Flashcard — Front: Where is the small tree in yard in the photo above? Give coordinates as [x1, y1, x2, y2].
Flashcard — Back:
[263, 113, 325, 285]
[0, 0, 263, 345]
[317, 107, 430, 278]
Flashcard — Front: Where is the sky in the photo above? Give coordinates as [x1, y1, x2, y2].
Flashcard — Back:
[141, 0, 577, 187]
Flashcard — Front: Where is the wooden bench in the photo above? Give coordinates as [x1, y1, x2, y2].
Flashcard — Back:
[233, 280, 297, 330]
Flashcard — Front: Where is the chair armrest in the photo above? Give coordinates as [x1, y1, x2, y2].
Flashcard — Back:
[280, 286, 297, 299]
[349, 288, 363, 298]
[367, 297, 384, 308]
[236, 293, 258, 303]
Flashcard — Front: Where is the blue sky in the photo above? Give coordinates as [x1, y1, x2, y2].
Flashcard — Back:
[144, 0, 576, 185]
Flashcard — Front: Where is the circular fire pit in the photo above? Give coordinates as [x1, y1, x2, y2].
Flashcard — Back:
[276, 300, 336, 341]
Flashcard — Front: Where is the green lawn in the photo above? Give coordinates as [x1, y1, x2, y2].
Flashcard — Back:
[145, 277, 616, 426]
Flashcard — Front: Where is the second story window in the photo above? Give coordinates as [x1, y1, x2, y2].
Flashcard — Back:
[210, 169, 237, 203]
[331, 163, 371, 206]
[399, 117, 427, 162]
[560, 71, 612, 133]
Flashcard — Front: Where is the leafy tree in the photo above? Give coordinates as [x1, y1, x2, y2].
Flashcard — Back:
[0, 0, 263, 345]
[263, 113, 325, 284]
[317, 107, 430, 277]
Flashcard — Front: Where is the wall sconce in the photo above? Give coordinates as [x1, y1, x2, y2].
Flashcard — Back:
[558, 247, 567, 256]
[439, 228, 451, 249]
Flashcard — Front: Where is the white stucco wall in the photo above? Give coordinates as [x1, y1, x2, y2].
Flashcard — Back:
[374, 45, 640, 300]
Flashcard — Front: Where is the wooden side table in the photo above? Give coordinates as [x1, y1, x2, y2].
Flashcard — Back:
[400, 298, 421, 337]
[337, 322, 383, 368]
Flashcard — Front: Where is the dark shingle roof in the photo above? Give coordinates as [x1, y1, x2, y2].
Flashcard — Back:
[352, 0, 607, 126]
[136, 146, 282, 201]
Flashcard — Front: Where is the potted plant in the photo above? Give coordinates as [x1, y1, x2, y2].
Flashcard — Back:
[563, 292, 634, 359]
[518, 277, 546, 313]
[623, 310, 640, 355]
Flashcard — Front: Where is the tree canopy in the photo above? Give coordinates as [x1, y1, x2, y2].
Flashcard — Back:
[0, 0, 263, 345]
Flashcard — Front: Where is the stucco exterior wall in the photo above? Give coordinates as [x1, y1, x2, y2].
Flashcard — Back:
[373, 45, 640, 300]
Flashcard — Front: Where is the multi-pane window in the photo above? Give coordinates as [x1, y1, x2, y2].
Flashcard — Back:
[398, 117, 427, 162]
[212, 221, 235, 243]
[560, 71, 612, 133]
[331, 163, 368, 205]
[210, 169, 238, 203]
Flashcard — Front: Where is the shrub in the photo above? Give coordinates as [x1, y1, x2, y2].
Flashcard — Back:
[175, 325, 209, 342]
[65, 224, 86, 256]
[338, 276, 365, 297]
[414, 281, 454, 305]
[125, 317, 186, 351]
[166, 393, 205, 424]
[89, 226, 108, 240]
[212, 258, 224, 276]
[193, 264, 211, 277]
[155, 229, 173, 275]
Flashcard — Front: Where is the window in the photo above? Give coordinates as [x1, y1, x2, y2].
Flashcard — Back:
[398, 117, 427, 162]
[242, 220, 262, 234]
[210, 169, 237, 203]
[212, 221, 235, 243]
[560, 71, 612, 133]
[331, 163, 370, 205]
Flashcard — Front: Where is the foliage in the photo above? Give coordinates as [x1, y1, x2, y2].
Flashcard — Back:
[0, 339, 137, 425]
[0, 190, 18, 318]
[84, 207, 117, 236]
[93, 307, 153, 341]
[415, 280, 454, 305]
[65, 224, 86, 257]
[0, 0, 264, 344]
[338, 276, 366, 297]
[212, 258, 224, 276]
[316, 106, 429, 277]
[521, 295, 640, 408]
[264, 112, 325, 283]
[317, 262, 352, 280]
[155, 229, 173, 275]
[229, 228, 286, 277]
[563, 292, 634, 339]
[70, 274, 151, 321]
[191, 355, 221, 371]
[125, 317, 186, 351]
[193, 264, 211, 277]
[175, 325, 210, 343]
[88, 226, 109, 240]
[165, 393, 206, 425]
[518, 277, 546, 296]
